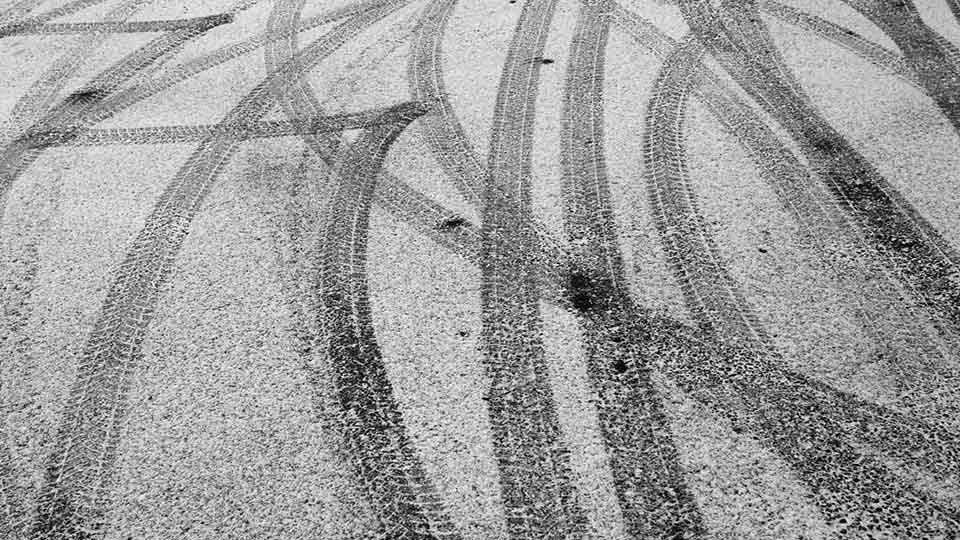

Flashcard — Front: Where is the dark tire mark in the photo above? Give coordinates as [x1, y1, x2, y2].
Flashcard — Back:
[718, 0, 809, 101]
[643, 36, 774, 351]
[483, 0, 587, 537]
[29, 11, 401, 538]
[758, 0, 919, 86]
[617, 0, 955, 400]
[678, 0, 960, 368]
[692, 0, 959, 401]
[561, 3, 706, 538]
[408, 0, 484, 205]
[436, 216, 468, 231]
[654, 327, 960, 538]
[669, 0, 960, 533]
[315, 108, 464, 540]
[842, 0, 960, 135]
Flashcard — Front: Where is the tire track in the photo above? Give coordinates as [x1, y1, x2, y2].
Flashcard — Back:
[696, 0, 960, 396]
[629, 0, 954, 372]
[262, 1, 474, 536]
[678, 0, 960, 365]
[263, 0, 341, 161]
[0, 0, 46, 26]
[718, 0, 809, 101]
[22, 103, 428, 147]
[0, 11, 233, 224]
[617, 0, 960, 519]
[665, 0, 960, 533]
[0, 0, 110, 35]
[1, 2, 173, 536]
[408, 0, 483, 205]
[654, 327, 960, 538]
[615, 0, 958, 445]
[262, 0, 569, 361]
[757, 0, 919, 86]
[842, 0, 960, 134]
[643, 36, 774, 351]
[0, 0, 155, 147]
[0, 14, 234, 37]
[0, 0, 468, 267]
[697, 0, 959, 402]
[694, 64, 958, 412]
[48, 0, 393, 143]
[29, 10, 402, 538]
[560, 2, 706, 537]
[314, 108, 463, 540]
[404, 0, 572, 316]
[482, 0, 588, 537]
[263, 0, 491, 264]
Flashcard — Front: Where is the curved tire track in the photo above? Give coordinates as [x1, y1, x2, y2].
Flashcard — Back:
[408, 0, 484, 205]
[0, 0, 476, 272]
[561, 3, 706, 538]
[0, 11, 233, 223]
[481, 0, 589, 538]
[718, 0, 809, 101]
[693, 0, 958, 402]
[616, 0, 958, 455]
[758, 0, 919, 86]
[1, 2, 192, 537]
[643, 36, 774, 351]
[670, 0, 960, 534]
[678, 0, 960, 365]
[842, 0, 960, 134]
[654, 326, 960, 538]
[263, 1, 467, 536]
[315, 109, 462, 540]
[263, 0, 498, 286]
[29, 11, 399, 539]
[405, 0, 574, 321]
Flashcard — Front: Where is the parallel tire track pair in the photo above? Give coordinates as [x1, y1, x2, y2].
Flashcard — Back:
[562, 3, 707, 538]
[481, 0, 596, 537]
